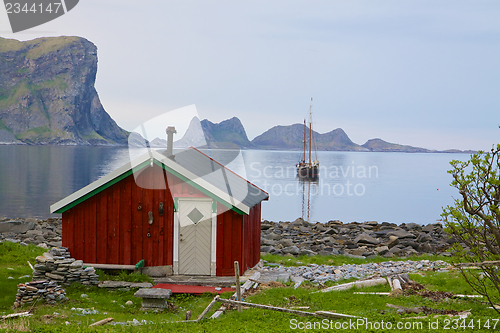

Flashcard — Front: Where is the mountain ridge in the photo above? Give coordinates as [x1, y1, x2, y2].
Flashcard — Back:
[171, 117, 473, 153]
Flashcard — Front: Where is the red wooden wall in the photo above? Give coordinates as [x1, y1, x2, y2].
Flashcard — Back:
[216, 202, 261, 276]
[62, 164, 177, 267]
[62, 163, 262, 276]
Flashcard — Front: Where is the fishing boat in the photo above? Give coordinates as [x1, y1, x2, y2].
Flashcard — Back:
[296, 98, 319, 179]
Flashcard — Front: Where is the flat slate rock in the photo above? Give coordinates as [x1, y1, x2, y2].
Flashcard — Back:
[134, 288, 172, 299]
[99, 281, 153, 289]
[353, 233, 380, 245]
[386, 230, 415, 239]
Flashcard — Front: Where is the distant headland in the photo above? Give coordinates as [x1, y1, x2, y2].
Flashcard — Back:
[0, 36, 473, 153]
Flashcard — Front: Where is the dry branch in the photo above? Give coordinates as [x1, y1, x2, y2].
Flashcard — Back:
[216, 298, 357, 319]
[318, 277, 387, 293]
[211, 272, 261, 319]
[89, 317, 114, 327]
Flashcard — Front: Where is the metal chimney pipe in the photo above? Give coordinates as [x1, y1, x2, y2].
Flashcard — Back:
[166, 126, 177, 157]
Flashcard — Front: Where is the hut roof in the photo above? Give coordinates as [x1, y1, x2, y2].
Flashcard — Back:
[50, 148, 268, 215]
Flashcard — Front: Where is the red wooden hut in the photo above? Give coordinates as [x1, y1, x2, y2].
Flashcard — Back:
[50, 147, 268, 276]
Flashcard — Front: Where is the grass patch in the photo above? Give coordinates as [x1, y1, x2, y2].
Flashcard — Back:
[0, 119, 12, 133]
[0, 37, 25, 53]
[33, 76, 69, 91]
[82, 131, 105, 141]
[0, 81, 31, 109]
[26, 37, 80, 59]
[0, 243, 496, 332]
[96, 270, 153, 284]
[15, 126, 52, 140]
[261, 253, 452, 267]
[0, 242, 45, 310]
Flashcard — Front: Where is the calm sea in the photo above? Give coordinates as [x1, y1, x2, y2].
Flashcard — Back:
[0, 145, 468, 224]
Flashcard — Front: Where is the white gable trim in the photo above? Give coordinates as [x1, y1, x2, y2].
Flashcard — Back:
[50, 150, 250, 215]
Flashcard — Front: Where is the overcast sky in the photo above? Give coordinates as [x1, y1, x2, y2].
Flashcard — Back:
[1, 0, 499, 150]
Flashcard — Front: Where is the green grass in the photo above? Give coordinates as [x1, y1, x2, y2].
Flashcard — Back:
[0, 241, 45, 310]
[0, 119, 12, 133]
[261, 253, 452, 267]
[82, 131, 105, 141]
[1, 243, 498, 332]
[15, 126, 53, 140]
[26, 37, 80, 59]
[96, 270, 154, 284]
[0, 37, 25, 53]
[33, 77, 69, 92]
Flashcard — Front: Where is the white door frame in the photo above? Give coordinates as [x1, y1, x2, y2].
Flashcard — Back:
[173, 197, 217, 276]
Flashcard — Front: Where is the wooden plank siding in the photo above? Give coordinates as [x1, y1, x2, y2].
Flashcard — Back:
[61, 163, 262, 276]
[216, 202, 261, 276]
[62, 165, 176, 267]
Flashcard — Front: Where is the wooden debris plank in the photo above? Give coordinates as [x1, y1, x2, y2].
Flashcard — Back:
[217, 298, 316, 317]
[83, 263, 136, 270]
[196, 295, 220, 322]
[211, 272, 260, 319]
[354, 292, 391, 295]
[89, 317, 114, 327]
[315, 311, 358, 319]
[318, 277, 387, 293]
[1, 312, 31, 320]
[216, 299, 357, 319]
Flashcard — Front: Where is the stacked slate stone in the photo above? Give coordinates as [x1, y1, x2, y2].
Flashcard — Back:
[14, 280, 67, 308]
[32, 247, 99, 286]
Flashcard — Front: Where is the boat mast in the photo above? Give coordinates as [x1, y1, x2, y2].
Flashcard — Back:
[303, 119, 306, 163]
[308, 98, 312, 165]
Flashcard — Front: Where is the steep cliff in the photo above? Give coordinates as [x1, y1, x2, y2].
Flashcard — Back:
[175, 116, 253, 148]
[0, 36, 128, 145]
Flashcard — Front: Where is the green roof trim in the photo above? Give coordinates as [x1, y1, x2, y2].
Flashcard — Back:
[53, 160, 151, 213]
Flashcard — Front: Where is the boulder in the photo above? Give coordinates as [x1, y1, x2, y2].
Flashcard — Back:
[278, 239, 294, 247]
[323, 228, 338, 235]
[374, 245, 389, 255]
[0, 220, 35, 234]
[418, 242, 435, 253]
[387, 230, 415, 239]
[261, 238, 276, 246]
[264, 233, 281, 240]
[291, 218, 308, 227]
[416, 232, 433, 243]
[282, 246, 300, 255]
[260, 222, 273, 230]
[260, 246, 275, 253]
[353, 233, 380, 245]
[422, 224, 435, 233]
[300, 249, 317, 256]
[386, 236, 399, 248]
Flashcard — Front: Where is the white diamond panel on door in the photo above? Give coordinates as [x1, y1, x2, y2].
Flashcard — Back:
[178, 199, 212, 275]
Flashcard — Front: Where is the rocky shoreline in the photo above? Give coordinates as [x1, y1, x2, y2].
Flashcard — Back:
[260, 218, 455, 258]
[0, 217, 62, 248]
[1, 217, 455, 259]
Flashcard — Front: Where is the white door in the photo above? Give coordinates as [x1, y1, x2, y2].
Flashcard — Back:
[178, 198, 212, 275]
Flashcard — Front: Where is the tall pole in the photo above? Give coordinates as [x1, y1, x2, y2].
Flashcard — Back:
[308, 98, 312, 165]
[303, 119, 306, 163]
[234, 261, 242, 313]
